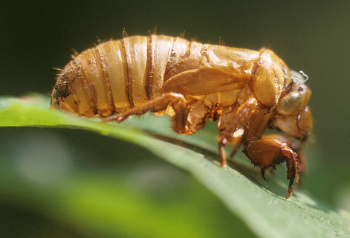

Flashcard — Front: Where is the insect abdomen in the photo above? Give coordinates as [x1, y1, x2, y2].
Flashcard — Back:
[51, 35, 190, 116]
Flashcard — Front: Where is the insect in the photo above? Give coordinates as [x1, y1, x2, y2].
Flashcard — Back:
[51, 34, 313, 198]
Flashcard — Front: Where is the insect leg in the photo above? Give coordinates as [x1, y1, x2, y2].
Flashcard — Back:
[217, 98, 259, 167]
[295, 150, 306, 188]
[257, 134, 306, 188]
[103, 93, 188, 122]
[218, 107, 242, 162]
[281, 145, 298, 199]
[244, 135, 298, 199]
[290, 140, 306, 188]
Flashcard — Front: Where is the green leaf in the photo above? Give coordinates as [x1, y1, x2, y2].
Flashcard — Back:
[1, 95, 350, 238]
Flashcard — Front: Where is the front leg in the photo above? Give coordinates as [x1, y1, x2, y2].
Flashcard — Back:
[218, 98, 259, 167]
[244, 135, 299, 199]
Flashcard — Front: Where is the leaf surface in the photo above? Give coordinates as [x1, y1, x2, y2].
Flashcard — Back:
[1, 96, 349, 238]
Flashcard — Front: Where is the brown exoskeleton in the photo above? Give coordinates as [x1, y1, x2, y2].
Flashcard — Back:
[51, 35, 313, 198]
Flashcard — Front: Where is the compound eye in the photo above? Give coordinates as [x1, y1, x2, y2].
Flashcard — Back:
[277, 84, 311, 115]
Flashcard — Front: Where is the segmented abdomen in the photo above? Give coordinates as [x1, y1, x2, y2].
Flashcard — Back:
[51, 35, 191, 116]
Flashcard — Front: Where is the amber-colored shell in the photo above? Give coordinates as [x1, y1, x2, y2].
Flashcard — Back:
[51, 35, 313, 199]
[51, 35, 290, 116]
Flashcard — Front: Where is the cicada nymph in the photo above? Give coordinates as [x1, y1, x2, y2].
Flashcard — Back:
[51, 35, 313, 198]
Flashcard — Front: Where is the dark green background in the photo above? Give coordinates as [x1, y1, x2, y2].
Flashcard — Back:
[1, 0, 350, 236]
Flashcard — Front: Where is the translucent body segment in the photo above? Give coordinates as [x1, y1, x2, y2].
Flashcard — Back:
[94, 45, 115, 116]
[68, 58, 95, 116]
[162, 37, 190, 81]
[123, 36, 148, 106]
[170, 37, 191, 65]
[99, 40, 129, 112]
[79, 49, 111, 116]
[151, 35, 173, 98]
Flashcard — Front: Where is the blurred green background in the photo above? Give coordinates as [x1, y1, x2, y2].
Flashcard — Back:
[1, 0, 350, 237]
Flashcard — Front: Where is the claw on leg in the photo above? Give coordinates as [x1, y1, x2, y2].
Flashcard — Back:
[286, 179, 294, 199]
[245, 136, 299, 199]
[282, 146, 299, 198]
